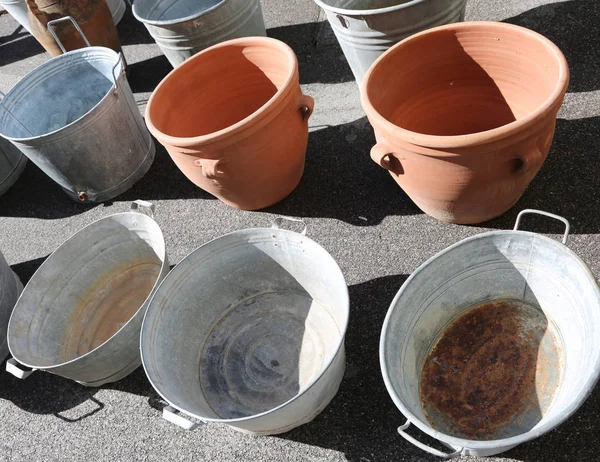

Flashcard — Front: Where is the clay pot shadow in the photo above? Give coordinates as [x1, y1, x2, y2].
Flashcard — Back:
[503, 0, 599, 93]
[265, 117, 421, 225]
[126, 54, 172, 94]
[481, 116, 600, 234]
[267, 20, 355, 85]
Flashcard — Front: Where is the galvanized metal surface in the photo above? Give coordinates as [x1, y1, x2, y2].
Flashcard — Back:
[132, 0, 267, 67]
[380, 210, 600, 457]
[106, 0, 127, 25]
[420, 299, 563, 441]
[0, 41, 155, 203]
[313, 0, 468, 85]
[0, 0, 30, 33]
[6, 201, 169, 386]
[0, 136, 26, 197]
[141, 218, 349, 435]
[0, 250, 22, 360]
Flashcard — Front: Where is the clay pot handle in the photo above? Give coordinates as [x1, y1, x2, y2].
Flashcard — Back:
[194, 158, 226, 180]
[298, 94, 314, 121]
[514, 147, 543, 174]
[370, 142, 397, 171]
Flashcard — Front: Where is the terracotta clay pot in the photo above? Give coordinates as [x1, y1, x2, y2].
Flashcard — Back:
[361, 21, 569, 224]
[26, 0, 123, 56]
[145, 37, 314, 210]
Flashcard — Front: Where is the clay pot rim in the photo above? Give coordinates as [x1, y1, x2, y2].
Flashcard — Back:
[360, 21, 570, 149]
[132, 0, 227, 26]
[145, 36, 298, 149]
[313, 0, 429, 16]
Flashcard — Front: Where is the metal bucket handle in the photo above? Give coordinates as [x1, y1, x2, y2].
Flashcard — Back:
[162, 405, 204, 431]
[5, 357, 36, 380]
[271, 216, 307, 236]
[513, 209, 570, 245]
[47, 16, 91, 53]
[130, 200, 155, 218]
[397, 420, 463, 459]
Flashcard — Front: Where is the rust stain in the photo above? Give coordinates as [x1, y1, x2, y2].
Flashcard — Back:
[420, 300, 563, 440]
[60, 257, 161, 362]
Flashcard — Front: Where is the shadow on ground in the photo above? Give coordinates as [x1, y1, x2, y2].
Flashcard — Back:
[0, 18, 44, 67]
[479, 116, 600, 234]
[504, 0, 599, 93]
[10, 255, 48, 284]
[266, 117, 421, 225]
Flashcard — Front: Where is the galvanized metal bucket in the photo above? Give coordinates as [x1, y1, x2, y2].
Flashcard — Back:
[0, 17, 155, 203]
[141, 217, 349, 435]
[313, 0, 468, 85]
[0, 250, 23, 361]
[107, 0, 127, 25]
[0, 136, 27, 197]
[380, 210, 600, 458]
[0, 0, 31, 33]
[6, 201, 169, 386]
[132, 0, 267, 67]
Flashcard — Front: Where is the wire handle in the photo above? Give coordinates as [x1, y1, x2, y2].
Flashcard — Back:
[513, 209, 570, 245]
[47, 16, 91, 53]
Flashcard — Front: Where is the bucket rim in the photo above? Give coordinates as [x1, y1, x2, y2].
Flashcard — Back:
[144, 36, 299, 149]
[379, 228, 600, 450]
[132, 0, 229, 26]
[140, 225, 350, 425]
[0, 47, 122, 143]
[313, 0, 431, 16]
[7, 208, 168, 371]
[360, 21, 570, 150]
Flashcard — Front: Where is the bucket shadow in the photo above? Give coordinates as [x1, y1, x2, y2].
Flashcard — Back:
[265, 117, 421, 226]
[267, 20, 355, 85]
[10, 255, 48, 284]
[115, 5, 158, 47]
[126, 54, 172, 94]
[480, 116, 600, 234]
[503, 0, 599, 93]
[0, 16, 44, 67]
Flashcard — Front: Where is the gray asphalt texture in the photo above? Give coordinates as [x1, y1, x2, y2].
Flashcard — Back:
[1, 0, 599, 461]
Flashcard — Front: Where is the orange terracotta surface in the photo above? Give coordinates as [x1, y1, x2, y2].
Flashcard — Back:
[145, 37, 314, 211]
[27, 0, 123, 56]
[361, 21, 569, 224]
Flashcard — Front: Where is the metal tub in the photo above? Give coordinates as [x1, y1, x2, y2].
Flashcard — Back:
[141, 217, 349, 435]
[132, 0, 267, 67]
[1, 250, 23, 361]
[380, 210, 600, 457]
[0, 17, 155, 203]
[6, 201, 169, 386]
[313, 0, 468, 85]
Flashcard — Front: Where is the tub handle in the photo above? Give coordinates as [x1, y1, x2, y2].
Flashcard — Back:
[162, 406, 203, 431]
[111, 53, 123, 91]
[397, 420, 463, 459]
[47, 16, 91, 54]
[271, 216, 307, 236]
[130, 200, 155, 218]
[0, 90, 36, 137]
[6, 358, 36, 380]
[371, 142, 401, 173]
[298, 95, 314, 121]
[513, 209, 570, 245]
[194, 158, 226, 180]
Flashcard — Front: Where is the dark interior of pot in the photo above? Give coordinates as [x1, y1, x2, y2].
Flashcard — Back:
[366, 25, 564, 136]
[149, 43, 293, 138]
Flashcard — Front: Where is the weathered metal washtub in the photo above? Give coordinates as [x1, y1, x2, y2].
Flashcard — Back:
[1, 250, 23, 360]
[141, 217, 349, 435]
[132, 0, 267, 67]
[6, 201, 168, 386]
[313, 0, 468, 85]
[380, 210, 600, 457]
[0, 17, 155, 203]
[0, 136, 27, 197]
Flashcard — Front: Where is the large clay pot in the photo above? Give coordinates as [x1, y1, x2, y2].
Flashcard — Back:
[361, 21, 569, 224]
[26, 0, 123, 56]
[145, 37, 314, 210]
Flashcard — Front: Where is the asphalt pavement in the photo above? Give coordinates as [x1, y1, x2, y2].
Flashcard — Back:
[1, 0, 599, 461]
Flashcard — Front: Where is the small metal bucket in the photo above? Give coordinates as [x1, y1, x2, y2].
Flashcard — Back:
[380, 210, 600, 457]
[0, 17, 155, 203]
[0, 136, 27, 197]
[0, 0, 31, 33]
[6, 201, 169, 386]
[141, 217, 349, 435]
[313, 0, 468, 85]
[107, 0, 127, 25]
[0, 250, 23, 361]
[132, 0, 267, 67]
